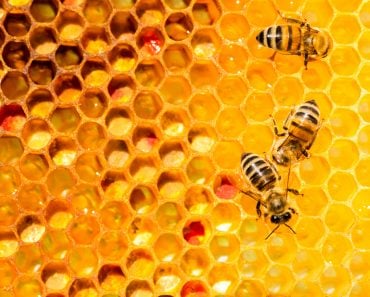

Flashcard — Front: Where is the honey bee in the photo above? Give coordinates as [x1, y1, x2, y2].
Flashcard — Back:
[272, 99, 321, 167]
[240, 152, 300, 239]
[255, 12, 332, 68]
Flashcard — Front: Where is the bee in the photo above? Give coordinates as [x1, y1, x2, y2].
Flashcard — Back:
[240, 152, 300, 239]
[255, 12, 332, 68]
[272, 99, 321, 167]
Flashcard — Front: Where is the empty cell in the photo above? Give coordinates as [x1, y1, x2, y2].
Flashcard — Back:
[81, 26, 110, 54]
[75, 152, 104, 182]
[216, 107, 247, 138]
[126, 248, 155, 278]
[3, 41, 30, 70]
[27, 88, 54, 118]
[77, 122, 106, 149]
[56, 10, 85, 40]
[156, 202, 184, 229]
[242, 124, 273, 154]
[98, 231, 128, 261]
[55, 44, 83, 68]
[134, 91, 162, 119]
[137, 27, 165, 56]
[109, 43, 137, 72]
[128, 217, 158, 246]
[110, 11, 138, 38]
[104, 139, 131, 168]
[28, 59, 56, 85]
[4, 13, 31, 36]
[51, 106, 81, 133]
[101, 171, 129, 199]
[41, 262, 70, 291]
[322, 233, 352, 265]
[30, 0, 59, 22]
[30, 27, 57, 55]
[20, 153, 49, 180]
[191, 28, 221, 58]
[1, 71, 29, 101]
[185, 186, 213, 215]
[219, 44, 248, 73]
[83, 0, 112, 23]
[188, 124, 216, 153]
[108, 74, 136, 103]
[54, 73, 82, 103]
[235, 280, 266, 297]
[79, 88, 107, 118]
[274, 77, 304, 106]
[130, 185, 157, 214]
[190, 60, 220, 87]
[98, 264, 125, 291]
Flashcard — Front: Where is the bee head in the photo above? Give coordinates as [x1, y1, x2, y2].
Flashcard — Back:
[313, 31, 332, 58]
[270, 212, 292, 224]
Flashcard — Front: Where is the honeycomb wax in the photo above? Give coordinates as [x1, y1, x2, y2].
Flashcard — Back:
[0, 0, 368, 296]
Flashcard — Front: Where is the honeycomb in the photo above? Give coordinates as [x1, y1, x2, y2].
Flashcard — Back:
[0, 0, 369, 296]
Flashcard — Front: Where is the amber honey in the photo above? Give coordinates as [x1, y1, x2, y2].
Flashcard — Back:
[0, 0, 369, 296]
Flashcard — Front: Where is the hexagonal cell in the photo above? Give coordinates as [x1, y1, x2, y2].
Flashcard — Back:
[46, 167, 76, 199]
[181, 280, 209, 297]
[212, 202, 241, 232]
[182, 218, 211, 245]
[297, 187, 328, 216]
[356, 158, 370, 187]
[75, 152, 104, 182]
[191, 28, 221, 58]
[0, 165, 20, 196]
[274, 77, 304, 106]
[50, 107, 81, 135]
[81, 58, 110, 87]
[27, 88, 54, 118]
[104, 139, 131, 168]
[98, 264, 125, 291]
[330, 108, 360, 137]
[19, 153, 49, 180]
[128, 217, 158, 246]
[4, 12, 31, 36]
[1, 71, 29, 101]
[45, 199, 73, 230]
[295, 217, 325, 248]
[14, 276, 43, 297]
[30, 0, 59, 22]
[56, 10, 85, 40]
[180, 247, 211, 277]
[164, 0, 190, 8]
[70, 184, 101, 214]
[161, 108, 190, 137]
[320, 266, 351, 297]
[0, 260, 16, 288]
[188, 124, 216, 153]
[133, 124, 161, 153]
[78, 92, 106, 122]
[28, 59, 56, 85]
[97, 230, 128, 261]
[235, 279, 266, 297]
[3, 41, 30, 70]
[69, 248, 99, 277]
[40, 229, 70, 260]
[214, 142, 243, 170]
[101, 171, 129, 199]
[100, 200, 131, 230]
[55, 44, 83, 69]
[105, 107, 133, 137]
[208, 264, 238, 295]
[108, 74, 136, 103]
[137, 27, 165, 56]
[165, 12, 193, 41]
[125, 248, 155, 279]
[239, 248, 269, 279]
[210, 233, 240, 262]
[219, 44, 248, 73]
[30, 27, 57, 55]
[136, 0, 165, 25]
[69, 215, 100, 244]
[69, 278, 98, 297]
[16, 214, 46, 243]
[159, 140, 187, 167]
[0, 230, 18, 258]
[216, 107, 247, 138]
[126, 280, 154, 297]
[0, 136, 23, 164]
[192, 0, 221, 25]
[186, 156, 215, 184]
[49, 136, 77, 166]
[15, 245, 42, 272]
[133, 91, 163, 119]
[191, 60, 220, 88]
[213, 173, 239, 199]
[110, 11, 138, 39]
[163, 45, 192, 72]
[247, 61, 277, 91]
[189, 92, 219, 121]
[322, 233, 352, 265]
[264, 264, 295, 295]
[184, 186, 213, 215]
[330, 77, 360, 106]
[299, 156, 330, 185]
[154, 233, 182, 261]
[330, 14, 360, 44]
[0, 196, 18, 227]
[83, 0, 112, 23]
[153, 263, 183, 292]
[135, 59, 165, 87]
[129, 184, 157, 214]
[108, 43, 137, 72]
[0, 104, 26, 132]
[266, 234, 298, 264]
[330, 46, 360, 75]
[22, 119, 52, 150]
[328, 139, 359, 170]
[156, 201, 184, 229]
[41, 262, 70, 291]
[130, 155, 158, 182]
[220, 12, 249, 41]
[81, 26, 110, 55]
[54, 73, 82, 104]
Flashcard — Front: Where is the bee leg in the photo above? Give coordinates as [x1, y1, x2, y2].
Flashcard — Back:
[287, 188, 304, 196]
[289, 207, 297, 215]
[302, 149, 310, 158]
[304, 52, 309, 69]
[256, 200, 262, 218]
[270, 115, 286, 137]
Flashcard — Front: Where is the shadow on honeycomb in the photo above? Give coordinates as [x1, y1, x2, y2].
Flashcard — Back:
[0, 0, 369, 296]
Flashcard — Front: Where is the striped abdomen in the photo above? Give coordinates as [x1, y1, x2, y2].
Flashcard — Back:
[256, 25, 302, 53]
[289, 100, 320, 142]
[241, 153, 277, 192]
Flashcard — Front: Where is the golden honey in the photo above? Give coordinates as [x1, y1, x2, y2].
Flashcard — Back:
[0, 0, 368, 296]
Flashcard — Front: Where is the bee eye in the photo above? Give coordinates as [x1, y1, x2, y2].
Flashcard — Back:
[283, 212, 292, 220]
[271, 215, 280, 224]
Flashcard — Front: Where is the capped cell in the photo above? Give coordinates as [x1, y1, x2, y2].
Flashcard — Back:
[297, 187, 328, 216]
[4, 12, 31, 36]
[108, 74, 136, 103]
[109, 43, 137, 72]
[56, 10, 85, 41]
[41, 262, 70, 291]
[266, 234, 298, 264]
[130, 155, 158, 182]
[212, 202, 241, 232]
[110, 11, 138, 39]
[3, 41, 30, 70]
[191, 28, 221, 58]
[1, 71, 29, 101]
[243, 92, 274, 121]
[133, 90, 162, 120]
[274, 77, 304, 106]
[55, 44, 83, 69]
[30, 27, 58, 55]
[81, 26, 110, 54]
[98, 264, 125, 291]
[30, 0, 59, 22]
[192, 0, 221, 25]
[137, 27, 165, 56]
[104, 139, 131, 168]
[79, 88, 107, 118]
[299, 156, 330, 185]
[54, 73, 82, 103]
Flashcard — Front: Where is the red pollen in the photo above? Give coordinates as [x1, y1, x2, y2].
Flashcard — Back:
[183, 221, 205, 245]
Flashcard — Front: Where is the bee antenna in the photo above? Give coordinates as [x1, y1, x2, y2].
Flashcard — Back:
[286, 164, 292, 200]
[265, 224, 280, 240]
[284, 223, 296, 235]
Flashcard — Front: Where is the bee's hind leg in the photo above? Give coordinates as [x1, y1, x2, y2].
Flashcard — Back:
[287, 188, 304, 196]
